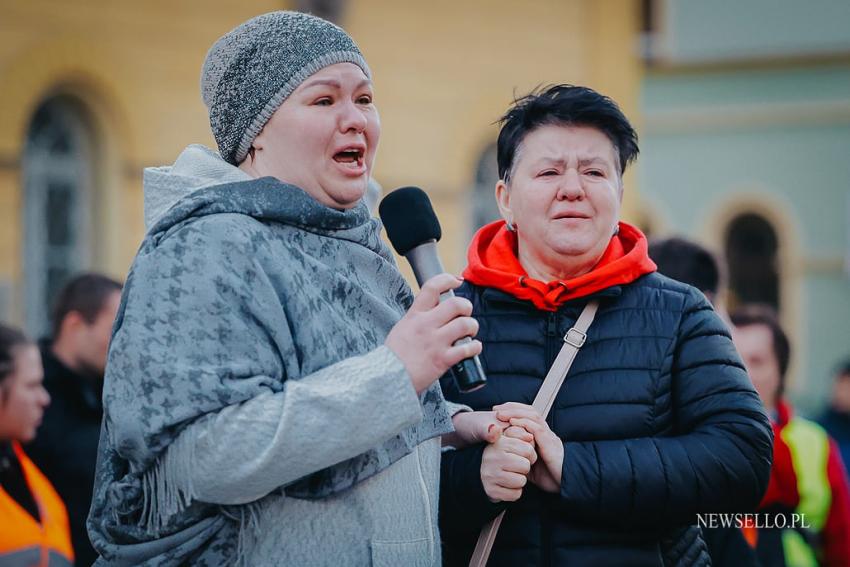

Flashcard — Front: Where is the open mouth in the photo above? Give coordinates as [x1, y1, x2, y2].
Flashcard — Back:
[333, 146, 365, 169]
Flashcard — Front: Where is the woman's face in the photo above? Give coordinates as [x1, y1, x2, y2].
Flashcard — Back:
[497, 124, 622, 279]
[0, 344, 50, 443]
[245, 62, 380, 209]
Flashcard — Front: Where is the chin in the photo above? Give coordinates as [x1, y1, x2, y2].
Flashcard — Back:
[550, 230, 611, 255]
[329, 185, 367, 208]
[548, 239, 594, 258]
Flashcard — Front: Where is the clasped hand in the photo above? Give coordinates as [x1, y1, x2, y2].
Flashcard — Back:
[480, 402, 564, 502]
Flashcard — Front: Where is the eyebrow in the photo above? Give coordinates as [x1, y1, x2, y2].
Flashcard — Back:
[579, 157, 611, 168]
[299, 78, 373, 91]
[532, 156, 613, 168]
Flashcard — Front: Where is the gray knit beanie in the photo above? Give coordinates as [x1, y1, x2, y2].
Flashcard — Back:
[201, 11, 371, 165]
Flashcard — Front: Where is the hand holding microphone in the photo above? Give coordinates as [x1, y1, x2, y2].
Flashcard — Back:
[380, 186, 488, 393]
[384, 273, 482, 394]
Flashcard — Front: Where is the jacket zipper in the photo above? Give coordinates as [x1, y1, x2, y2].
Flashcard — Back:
[546, 312, 558, 338]
[546, 312, 558, 371]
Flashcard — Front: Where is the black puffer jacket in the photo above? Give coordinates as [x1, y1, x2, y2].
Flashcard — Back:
[440, 273, 773, 566]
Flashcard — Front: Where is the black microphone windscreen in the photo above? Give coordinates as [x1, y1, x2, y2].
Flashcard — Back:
[379, 186, 442, 255]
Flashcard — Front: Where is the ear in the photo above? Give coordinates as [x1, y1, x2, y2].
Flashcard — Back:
[58, 311, 86, 337]
[251, 123, 268, 152]
[495, 179, 513, 223]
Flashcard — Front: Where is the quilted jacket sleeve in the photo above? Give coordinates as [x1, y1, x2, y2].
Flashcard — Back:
[557, 289, 773, 528]
[439, 444, 507, 539]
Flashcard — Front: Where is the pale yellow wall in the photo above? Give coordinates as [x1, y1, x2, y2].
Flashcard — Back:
[0, 0, 282, 323]
[0, 0, 642, 324]
[347, 0, 643, 272]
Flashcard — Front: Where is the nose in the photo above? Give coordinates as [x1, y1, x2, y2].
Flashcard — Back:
[40, 387, 51, 408]
[556, 168, 584, 201]
[338, 99, 368, 133]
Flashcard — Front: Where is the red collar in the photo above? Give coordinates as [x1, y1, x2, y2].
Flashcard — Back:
[462, 221, 656, 311]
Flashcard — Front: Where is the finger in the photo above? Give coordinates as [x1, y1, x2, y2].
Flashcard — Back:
[451, 411, 502, 445]
[500, 453, 532, 475]
[436, 316, 479, 345]
[496, 408, 548, 427]
[499, 434, 536, 456]
[503, 425, 534, 443]
[442, 339, 482, 367]
[509, 418, 557, 456]
[508, 417, 548, 438]
[470, 412, 507, 444]
[503, 426, 534, 445]
[498, 437, 537, 465]
[493, 402, 537, 413]
[428, 296, 474, 327]
[495, 471, 529, 489]
[412, 273, 463, 312]
[491, 486, 523, 503]
[492, 403, 538, 423]
[486, 446, 531, 474]
[483, 421, 508, 444]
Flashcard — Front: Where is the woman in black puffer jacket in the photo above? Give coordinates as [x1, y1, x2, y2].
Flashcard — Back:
[439, 85, 772, 567]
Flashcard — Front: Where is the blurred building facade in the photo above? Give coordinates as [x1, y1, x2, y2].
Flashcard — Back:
[0, 0, 642, 337]
[639, 0, 850, 414]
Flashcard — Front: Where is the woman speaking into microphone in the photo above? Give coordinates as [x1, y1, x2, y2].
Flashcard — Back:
[87, 11, 508, 566]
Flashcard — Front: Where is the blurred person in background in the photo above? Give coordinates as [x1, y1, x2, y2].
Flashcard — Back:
[649, 236, 728, 318]
[25, 273, 122, 567]
[819, 359, 850, 473]
[650, 236, 761, 567]
[732, 305, 850, 567]
[88, 10, 501, 566]
[0, 323, 74, 566]
[439, 84, 772, 566]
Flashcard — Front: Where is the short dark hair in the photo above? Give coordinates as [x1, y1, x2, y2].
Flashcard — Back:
[0, 324, 32, 390]
[496, 84, 639, 182]
[649, 237, 723, 298]
[730, 304, 791, 394]
[51, 273, 123, 339]
[835, 358, 850, 379]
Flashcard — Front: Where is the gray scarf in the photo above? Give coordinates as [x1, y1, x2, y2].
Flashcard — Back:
[89, 160, 452, 565]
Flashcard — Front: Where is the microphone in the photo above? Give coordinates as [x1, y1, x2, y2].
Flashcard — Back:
[379, 186, 487, 393]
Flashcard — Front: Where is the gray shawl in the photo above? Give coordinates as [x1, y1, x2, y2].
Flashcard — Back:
[88, 148, 453, 565]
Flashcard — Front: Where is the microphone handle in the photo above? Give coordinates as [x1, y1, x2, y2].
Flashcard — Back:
[405, 242, 487, 393]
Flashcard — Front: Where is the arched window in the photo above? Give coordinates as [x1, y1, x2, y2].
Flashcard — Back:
[724, 212, 780, 311]
[22, 97, 94, 337]
[470, 143, 501, 233]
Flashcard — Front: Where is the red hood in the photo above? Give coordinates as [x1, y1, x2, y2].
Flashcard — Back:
[462, 220, 657, 311]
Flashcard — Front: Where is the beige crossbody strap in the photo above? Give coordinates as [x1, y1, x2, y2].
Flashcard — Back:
[468, 300, 600, 567]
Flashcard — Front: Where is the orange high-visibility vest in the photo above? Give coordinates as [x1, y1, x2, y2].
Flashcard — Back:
[0, 442, 74, 567]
